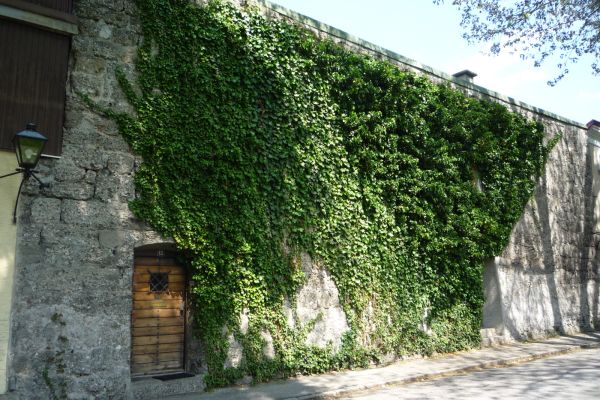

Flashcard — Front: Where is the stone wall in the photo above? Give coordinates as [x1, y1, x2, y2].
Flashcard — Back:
[483, 119, 598, 340]
[256, 0, 599, 342]
[3, 0, 598, 398]
[7, 1, 157, 398]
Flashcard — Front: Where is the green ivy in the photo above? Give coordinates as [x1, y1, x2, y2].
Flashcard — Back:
[104, 0, 557, 386]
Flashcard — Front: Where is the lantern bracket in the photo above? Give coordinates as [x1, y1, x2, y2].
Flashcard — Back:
[0, 170, 21, 180]
[0, 167, 47, 223]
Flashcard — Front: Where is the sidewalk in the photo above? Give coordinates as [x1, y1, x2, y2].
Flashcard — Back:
[1, 332, 598, 399]
[168, 331, 600, 400]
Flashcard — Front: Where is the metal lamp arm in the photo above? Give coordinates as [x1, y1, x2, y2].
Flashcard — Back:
[0, 168, 47, 224]
[12, 173, 28, 224]
[0, 169, 22, 180]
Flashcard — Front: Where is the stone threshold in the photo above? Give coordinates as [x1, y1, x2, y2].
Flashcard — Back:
[131, 373, 206, 400]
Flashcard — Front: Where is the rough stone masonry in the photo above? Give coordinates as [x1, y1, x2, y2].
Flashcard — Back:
[4, 0, 598, 399]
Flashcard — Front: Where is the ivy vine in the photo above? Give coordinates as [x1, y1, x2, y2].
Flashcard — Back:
[104, 0, 557, 386]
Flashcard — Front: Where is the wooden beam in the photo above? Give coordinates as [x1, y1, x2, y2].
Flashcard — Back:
[0, 2, 77, 35]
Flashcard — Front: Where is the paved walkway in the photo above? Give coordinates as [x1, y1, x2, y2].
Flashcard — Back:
[1, 332, 598, 399]
[168, 331, 600, 400]
[345, 347, 600, 399]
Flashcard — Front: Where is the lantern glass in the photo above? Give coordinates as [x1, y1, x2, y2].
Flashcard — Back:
[13, 124, 47, 170]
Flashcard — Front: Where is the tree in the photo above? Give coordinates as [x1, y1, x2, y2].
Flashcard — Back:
[435, 0, 600, 84]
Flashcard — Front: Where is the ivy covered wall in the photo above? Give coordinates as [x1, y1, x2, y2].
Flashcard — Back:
[104, 0, 556, 386]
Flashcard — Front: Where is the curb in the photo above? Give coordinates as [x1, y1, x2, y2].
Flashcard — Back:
[284, 341, 600, 400]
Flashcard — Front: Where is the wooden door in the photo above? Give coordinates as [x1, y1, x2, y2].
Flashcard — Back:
[131, 254, 186, 375]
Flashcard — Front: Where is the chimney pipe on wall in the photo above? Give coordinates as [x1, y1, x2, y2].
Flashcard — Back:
[453, 69, 477, 83]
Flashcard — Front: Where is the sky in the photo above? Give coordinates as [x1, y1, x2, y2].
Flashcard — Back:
[271, 0, 598, 125]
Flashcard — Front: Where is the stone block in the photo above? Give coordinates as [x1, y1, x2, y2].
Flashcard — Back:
[261, 331, 275, 359]
[50, 181, 95, 201]
[239, 310, 249, 335]
[295, 253, 349, 351]
[41, 223, 92, 243]
[63, 146, 108, 171]
[98, 230, 126, 249]
[97, 20, 113, 40]
[69, 70, 110, 99]
[61, 199, 130, 228]
[84, 170, 97, 184]
[18, 223, 40, 242]
[63, 120, 130, 153]
[30, 198, 61, 224]
[131, 374, 206, 399]
[130, 230, 173, 248]
[8, 305, 132, 398]
[75, 55, 109, 76]
[106, 152, 135, 175]
[17, 244, 44, 266]
[54, 160, 86, 183]
[482, 258, 504, 332]
[95, 171, 135, 202]
[304, 307, 349, 350]
[74, 0, 138, 20]
[282, 296, 295, 329]
[224, 333, 243, 369]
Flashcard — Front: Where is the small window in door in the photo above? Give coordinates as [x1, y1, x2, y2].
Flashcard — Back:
[149, 272, 169, 293]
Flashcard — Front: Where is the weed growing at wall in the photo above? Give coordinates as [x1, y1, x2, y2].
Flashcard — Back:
[107, 0, 556, 386]
[42, 313, 69, 399]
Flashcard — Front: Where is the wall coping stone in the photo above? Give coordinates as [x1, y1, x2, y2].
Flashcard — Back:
[258, 0, 588, 130]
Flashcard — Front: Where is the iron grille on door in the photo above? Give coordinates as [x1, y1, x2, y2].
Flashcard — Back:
[150, 272, 169, 293]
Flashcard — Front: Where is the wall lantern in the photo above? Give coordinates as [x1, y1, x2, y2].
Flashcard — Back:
[0, 123, 48, 223]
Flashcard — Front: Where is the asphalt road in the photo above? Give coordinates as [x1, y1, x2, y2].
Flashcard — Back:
[344, 347, 600, 400]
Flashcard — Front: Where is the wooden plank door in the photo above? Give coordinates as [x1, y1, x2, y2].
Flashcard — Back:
[131, 255, 186, 375]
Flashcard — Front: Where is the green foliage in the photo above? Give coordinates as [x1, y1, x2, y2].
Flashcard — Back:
[106, 0, 556, 386]
[434, 0, 600, 84]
